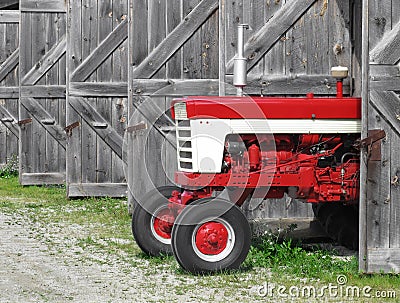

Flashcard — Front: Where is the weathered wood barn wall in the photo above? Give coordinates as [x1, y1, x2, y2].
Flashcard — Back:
[19, 0, 67, 185]
[67, 0, 128, 197]
[127, 0, 356, 219]
[359, 0, 400, 273]
[1, 0, 398, 273]
[0, 9, 19, 166]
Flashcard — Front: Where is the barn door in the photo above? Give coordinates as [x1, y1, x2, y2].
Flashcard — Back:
[127, 0, 355, 218]
[67, 0, 128, 197]
[359, 0, 400, 273]
[19, 0, 67, 185]
[127, 0, 220, 209]
[0, 10, 19, 165]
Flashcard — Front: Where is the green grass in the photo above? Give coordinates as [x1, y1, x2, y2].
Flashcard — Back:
[0, 175, 399, 302]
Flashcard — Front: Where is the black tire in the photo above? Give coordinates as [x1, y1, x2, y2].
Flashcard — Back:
[313, 203, 359, 250]
[171, 198, 251, 274]
[132, 186, 181, 256]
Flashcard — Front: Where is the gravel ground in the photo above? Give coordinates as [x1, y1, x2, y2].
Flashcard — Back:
[0, 212, 276, 303]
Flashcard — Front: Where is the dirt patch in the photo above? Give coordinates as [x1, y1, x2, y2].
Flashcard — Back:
[0, 212, 277, 303]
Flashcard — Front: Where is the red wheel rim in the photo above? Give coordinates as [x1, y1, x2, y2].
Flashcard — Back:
[195, 221, 229, 255]
[152, 207, 174, 242]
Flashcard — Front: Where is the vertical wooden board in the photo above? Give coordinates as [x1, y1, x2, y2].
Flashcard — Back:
[67, 0, 83, 185]
[329, 0, 351, 70]
[351, 0, 363, 96]
[131, 0, 148, 68]
[19, 12, 33, 175]
[111, 0, 128, 183]
[81, 117, 97, 183]
[3, 22, 19, 163]
[366, 107, 391, 249]
[201, 10, 219, 79]
[57, 13, 67, 174]
[182, 0, 202, 79]
[45, 13, 59, 173]
[368, 0, 392, 49]
[148, 0, 166, 79]
[30, 12, 46, 173]
[285, 15, 306, 74]
[224, 0, 243, 68]
[390, 130, 400, 247]
[305, 0, 329, 74]
[81, 0, 97, 183]
[166, 0, 182, 79]
[96, 0, 113, 183]
[393, 1, 400, 26]
[262, 0, 286, 76]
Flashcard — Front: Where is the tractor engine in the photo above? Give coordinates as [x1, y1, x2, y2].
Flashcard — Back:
[222, 133, 360, 203]
[171, 94, 361, 205]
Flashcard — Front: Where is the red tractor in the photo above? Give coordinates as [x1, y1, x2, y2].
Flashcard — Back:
[131, 26, 361, 274]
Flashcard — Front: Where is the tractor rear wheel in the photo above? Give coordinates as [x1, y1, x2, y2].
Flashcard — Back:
[132, 186, 181, 256]
[171, 198, 251, 274]
[312, 203, 359, 250]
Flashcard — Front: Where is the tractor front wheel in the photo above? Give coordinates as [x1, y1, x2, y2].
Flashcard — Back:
[132, 186, 181, 256]
[171, 198, 251, 274]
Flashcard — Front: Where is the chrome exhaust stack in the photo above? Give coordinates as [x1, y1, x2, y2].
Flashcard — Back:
[233, 24, 249, 97]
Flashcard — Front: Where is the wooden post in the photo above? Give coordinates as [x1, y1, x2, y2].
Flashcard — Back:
[359, 0, 369, 272]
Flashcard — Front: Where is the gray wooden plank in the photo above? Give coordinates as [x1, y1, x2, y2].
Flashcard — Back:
[359, 0, 370, 273]
[148, 0, 167, 79]
[0, 11, 19, 23]
[368, 0, 392, 49]
[19, 12, 33, 178]
[80, 0, 97, 185]
[370, 20, 400, 65]
[218, 0, 226, 95]
[304, 1, 329, 74]
[261, 0, 285, 76]
[68, 96, 124, 159]
[70, 18, 128, 82]
[0, 48, 19, 82]
[66, 0, 82, 189]
[182, 0, 202, 80]
[0, 104, 18, 137]
[21, 35, 66, 85]
[69, 82, 127, 97]
[201, 8, 218, 79]
[329, 0, 351, 69]
[96, 0, 113, 184]
[20, 85, 66, 98]
[111, 0, 128, 184]
[166, 0, 182, 79]
[367, 248, 400, 273]
[30, 12, 47, 173]
[0, 0, 18, 10]
[68, 183, 127, 198]
[20, 97, 67, 149]
[226, 0, 318, 73]
[285, 10, 306, 75]
[131, 75, 349, 96]
[370, 91, 400, 137]
[131, 0, 218, 79]
[390, 131, 400, 248]
[0, 86, 19, 98]
[366, 111, 391, 250]
[132, 79, 219, 96]
[20, 172, 65, 185]
[45, 12, 62, 174]
[393, 1, 400, 25]
[20, 0, 66, 13]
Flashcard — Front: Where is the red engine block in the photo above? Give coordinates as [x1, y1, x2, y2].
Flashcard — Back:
[174, 133, 360, 205]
